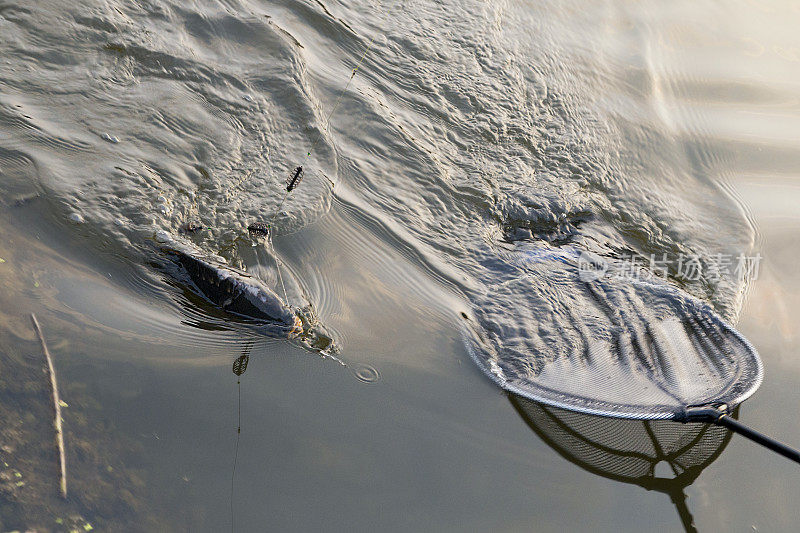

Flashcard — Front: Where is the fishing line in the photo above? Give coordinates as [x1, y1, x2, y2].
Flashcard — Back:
[230, 348, 250, 532]
[267, 4, 382, 233]
[276, 259, 289, 303]
[262, 3, 382, 305]
[230, 376, 240, 533]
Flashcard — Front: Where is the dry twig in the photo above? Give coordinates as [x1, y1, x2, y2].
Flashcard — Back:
[30, 313, 67, 499]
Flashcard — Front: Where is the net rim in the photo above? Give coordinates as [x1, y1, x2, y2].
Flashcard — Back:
[461, 278, 764, 421]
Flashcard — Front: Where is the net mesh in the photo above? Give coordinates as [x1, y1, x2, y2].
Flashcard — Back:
[463, 251, 763, 420]
[510, 396, 736, 532]
[511, 396, 733, 482]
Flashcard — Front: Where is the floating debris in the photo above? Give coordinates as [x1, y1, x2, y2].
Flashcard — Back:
[247, 222, 270, 237]
[100, 132, 119, 143]
[180, 221, 204, 234]
[68, 212, 84, 224]
[286, 166, 303, 192]
[154, 229, 172, 243]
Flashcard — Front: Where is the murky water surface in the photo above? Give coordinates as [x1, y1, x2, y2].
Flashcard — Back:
[1, 0, 800, 530]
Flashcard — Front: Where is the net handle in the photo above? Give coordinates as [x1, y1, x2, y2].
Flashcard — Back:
[683, 405, 800, 465]
[715, 415, 800, 464]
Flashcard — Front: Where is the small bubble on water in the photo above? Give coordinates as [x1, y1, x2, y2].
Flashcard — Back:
[68, 212, 84, 224]
[243, 94, 254, 102]
[352, 364, 380, 383]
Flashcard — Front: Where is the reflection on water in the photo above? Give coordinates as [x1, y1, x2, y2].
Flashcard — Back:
[510, 396, 736, 533]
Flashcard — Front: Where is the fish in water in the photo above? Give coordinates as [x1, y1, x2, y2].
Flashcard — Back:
[157, 233, 303, 338]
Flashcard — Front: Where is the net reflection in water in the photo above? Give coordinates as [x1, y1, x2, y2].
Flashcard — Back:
[509, 395, 736, 532]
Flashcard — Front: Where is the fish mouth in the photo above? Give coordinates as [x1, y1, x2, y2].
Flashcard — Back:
[288, 314, 304, 338]
[288, 306, 338, 354]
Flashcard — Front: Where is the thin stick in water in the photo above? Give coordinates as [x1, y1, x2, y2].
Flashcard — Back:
[30, 313, 67, 499]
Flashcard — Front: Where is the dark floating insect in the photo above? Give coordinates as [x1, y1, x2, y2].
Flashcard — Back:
[232, 353, 249, 376]
[247, 222, 270, 237]
[286, 166, 303, 192]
